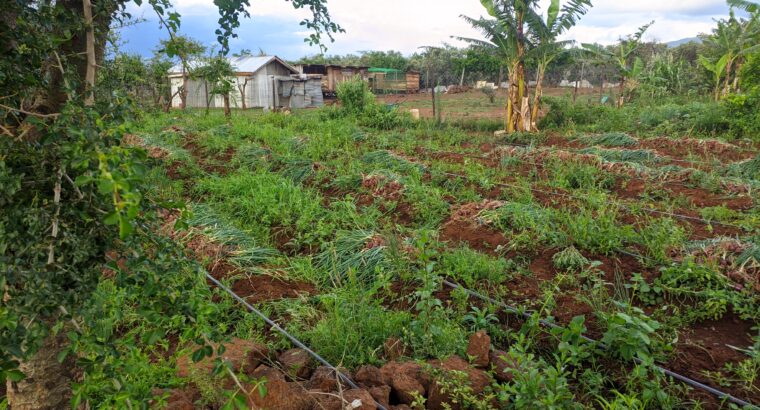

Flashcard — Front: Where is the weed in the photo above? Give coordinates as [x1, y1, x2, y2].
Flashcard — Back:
[552, 246, 590, 272]
[599, 301, 664, 362]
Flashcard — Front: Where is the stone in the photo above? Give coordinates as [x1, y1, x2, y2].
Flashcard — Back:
[251, 364, 286, 382]
[354, 365, 385, 387]
[380, 362, 427, 405]
[278, 348, 314, 379]
[343, 389, 378, 410]
[307, 366, 343, 392]
[466, 331, 491, 368]
[248, 380, 313, 410]
[176, 338, 268, 378]
[489, 349, 514, 383]
[368, 385, 391, 408]
[426, 356, 492, 410]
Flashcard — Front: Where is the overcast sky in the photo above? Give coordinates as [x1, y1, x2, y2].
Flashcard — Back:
[119, 0, 734, 59]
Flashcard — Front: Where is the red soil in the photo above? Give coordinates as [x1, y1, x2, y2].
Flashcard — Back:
[439, 200, 509, 255]
[668, 312, 759, 405]
[639, 137, 755, 163]
[358, 174, 415, 225]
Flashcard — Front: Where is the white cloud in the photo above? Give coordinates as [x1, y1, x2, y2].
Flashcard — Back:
[127, 0, 732, 55]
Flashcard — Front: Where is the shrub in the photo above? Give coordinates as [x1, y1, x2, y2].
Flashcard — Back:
[439, 247, 513, 286]
[336, 76, 375, 115]
[303, 288, 410, 367]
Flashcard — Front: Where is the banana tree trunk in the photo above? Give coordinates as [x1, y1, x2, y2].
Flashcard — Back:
[530, 66, 545, 131]
[618, 77, 626, 108]
[723, 60, 733, 97]
[7, 330, 73, 409]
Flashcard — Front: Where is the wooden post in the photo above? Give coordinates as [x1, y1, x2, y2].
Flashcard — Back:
[431, 77, 436, 122]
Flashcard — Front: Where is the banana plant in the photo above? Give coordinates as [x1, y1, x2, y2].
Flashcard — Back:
[526, 0, 591, 128]
[582, 21, 653, 107]
[457, 0, 539, 133]
[700, 8, 759, 97]
[699, 54, 730, 100]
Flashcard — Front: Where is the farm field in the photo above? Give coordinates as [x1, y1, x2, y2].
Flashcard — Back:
[120, 95, 760, 409]
[378, 88, 601, 121]
[9, 0, 760, 408]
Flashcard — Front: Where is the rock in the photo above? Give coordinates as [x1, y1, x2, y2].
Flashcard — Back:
[489, 350, 514, 383]
[252, 364, 286, 382]
[368, 385, 391, 408]
[426, 356, 492, 410]
[383, 337, 408, 361]
[278, 348, 314, 379]
[380, 362, 427, 405]
[466, 331, 491, 368]
[309, 388, 377, 410]
[164, 388, 199, 410]
[176, 338, 269, 378]
[307, 366, 344, 392]
[354, 365, 386, 387]
[248, 379, 313, 410]
[493, 130, 507, 137]
[343, 389, 378, 410]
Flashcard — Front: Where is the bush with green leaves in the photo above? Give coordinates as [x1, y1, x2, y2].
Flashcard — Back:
[496, 335, 581, 409]
[336, 76, 376, 115]
[439, 247, 513, 287]
[552, 246, 590, 273]
[599, 301, 664, 363]
[302, 287, 410, 368]
[632, 258, 759, 322]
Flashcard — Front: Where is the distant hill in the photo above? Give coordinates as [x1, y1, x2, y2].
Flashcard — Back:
[666, 37, 703, 48]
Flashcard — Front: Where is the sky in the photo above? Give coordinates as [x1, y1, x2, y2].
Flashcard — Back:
[118, 0, 735, 60]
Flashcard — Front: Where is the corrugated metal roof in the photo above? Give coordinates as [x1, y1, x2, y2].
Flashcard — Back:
[169, 55, 299, 75]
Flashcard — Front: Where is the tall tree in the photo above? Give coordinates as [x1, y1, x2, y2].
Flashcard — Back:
[526, 0, 591, 129]
[700, 8, 759, 97]
[0, 0, 341, 407]
[159, 35, 206, 110]
[460, 0, 591, 132]
[583, 21, 653, 107]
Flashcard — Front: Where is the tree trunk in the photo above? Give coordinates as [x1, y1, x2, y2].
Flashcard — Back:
[180, 71, 188, 110]
[237, 80, 248, 110]
[82, 0, 96, 106]
[723, 60, 732, 97]
[459, 67, 466, 86]
[7, 330, 73, 409]
[530, 67, 545, 131]
[204, 81, 210, 114]
[223, 93, 231, 118]
[618, 77, 626, 108]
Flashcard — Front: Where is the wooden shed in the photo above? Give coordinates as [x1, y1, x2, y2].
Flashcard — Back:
[169, 56, 323, 109]
[296, 64, 369, 96]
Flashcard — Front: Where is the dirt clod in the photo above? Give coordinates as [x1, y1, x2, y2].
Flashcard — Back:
[176, 338, 268, 378]
[466, 331, 491, 368]
[278, 348, 315, 379]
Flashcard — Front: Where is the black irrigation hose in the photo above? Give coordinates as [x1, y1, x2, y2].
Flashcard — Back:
[205, 273, 389, 410]
[441, 280, 756, 408]
[421, 146, 720, 193]
[433, 168, 747, 231]
[495, 140, 759, 167]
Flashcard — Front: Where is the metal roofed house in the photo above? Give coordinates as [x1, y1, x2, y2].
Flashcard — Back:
[169, 55, 323, 110]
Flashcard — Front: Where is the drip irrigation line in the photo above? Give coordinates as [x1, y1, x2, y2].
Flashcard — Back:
[421, 146, 713, 193]
[441, 280, 756, 408]
[495, 140, 754, 168]
[205, 273, 389, 410]
[431, 168, 746, 231]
